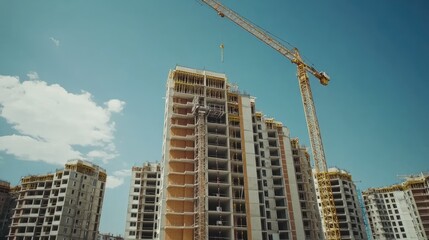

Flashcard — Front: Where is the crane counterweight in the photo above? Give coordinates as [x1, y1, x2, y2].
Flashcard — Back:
[319, 72, 330, 86]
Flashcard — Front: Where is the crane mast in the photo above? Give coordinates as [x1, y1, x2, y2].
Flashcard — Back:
[201, 0, 340, 239]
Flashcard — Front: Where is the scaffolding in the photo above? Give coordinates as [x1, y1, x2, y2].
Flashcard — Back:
[193, 96, 208, 240]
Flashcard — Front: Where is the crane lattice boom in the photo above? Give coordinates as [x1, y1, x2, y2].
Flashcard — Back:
[201, 0, 340, 239]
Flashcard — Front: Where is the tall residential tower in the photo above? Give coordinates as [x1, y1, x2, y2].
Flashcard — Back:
[125, 163, 161, 239]
[155, 66, 321, 240]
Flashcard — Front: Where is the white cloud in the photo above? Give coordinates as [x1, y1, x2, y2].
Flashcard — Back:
[106, 176, 124, 189]
[87, 150, 118, 164]
[50, 37, 60, 47]
[0, 75, 125, 165]
[27, 71, 39, 80]
[106, 169, 131, 189]
[113, 169, 131, 177]
[106, 99, 125, 113]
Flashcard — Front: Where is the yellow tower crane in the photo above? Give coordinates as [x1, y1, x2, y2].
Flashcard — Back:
[200, 1, 341, 239]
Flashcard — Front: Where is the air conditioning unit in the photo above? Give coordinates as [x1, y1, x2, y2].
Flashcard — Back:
[216, 220, 223, 226]
[216, 206, 222, 212]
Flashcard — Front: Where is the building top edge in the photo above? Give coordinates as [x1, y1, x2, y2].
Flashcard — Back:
[174, 65, 227, 79]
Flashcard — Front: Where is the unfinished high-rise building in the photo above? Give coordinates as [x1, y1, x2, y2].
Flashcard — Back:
[155, 66, 322, 240]
[7, 159, 106, 240]
[314, 167, 368, 240]
[0, 180, 17, 240]
[289, 139, 323, 239]
[124, 163, 161, 239]
[363, 173, 429, 240]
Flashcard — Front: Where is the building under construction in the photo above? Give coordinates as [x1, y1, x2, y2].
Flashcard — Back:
[0, 180, 16, 240]
[363, 173, 429, 239]
[152, 66, 322, 240]
[7, 160, 106, 240]
[125, 163, 161, 239]
[314, 168, 368, 240]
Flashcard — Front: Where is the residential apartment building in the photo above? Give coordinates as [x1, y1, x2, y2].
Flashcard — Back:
[155, 66, 321, 240]
[314, 167, 368, 240]
[0, 180, 17, 240]
[7, 159, 106, 240]
[405, 173, 429, 238]
[124, 163, 161, 240]
[289, 139, 323, 240]
[363, 173, 429, 240]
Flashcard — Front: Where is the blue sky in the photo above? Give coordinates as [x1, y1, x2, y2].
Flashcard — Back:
[1, 0, 428, 236]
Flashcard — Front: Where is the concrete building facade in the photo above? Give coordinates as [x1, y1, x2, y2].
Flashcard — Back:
[314, 168, 368, 240]
[155, 66, 321, 240]
[363, 173, 429, 240]
[289, 139, 323, 239]
[124, 163, 161, 240]
[7, 159, 106, 240]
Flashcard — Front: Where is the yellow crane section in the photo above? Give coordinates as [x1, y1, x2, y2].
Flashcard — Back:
[200, 1, 340, 239]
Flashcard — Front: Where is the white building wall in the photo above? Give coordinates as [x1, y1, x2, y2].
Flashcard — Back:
[364, 188, 425, 240]
[281, 129, 305, 240]
[240, 96, 263, 239]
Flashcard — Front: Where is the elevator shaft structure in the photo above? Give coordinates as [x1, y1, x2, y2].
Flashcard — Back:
[200, 1, 340, 239]
[193, 97, 208, 240]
